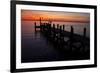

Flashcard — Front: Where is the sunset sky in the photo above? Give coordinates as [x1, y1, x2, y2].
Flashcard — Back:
[21, 10, 90, 23]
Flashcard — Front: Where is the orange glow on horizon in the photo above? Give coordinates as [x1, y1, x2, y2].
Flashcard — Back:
[21, 10, 90, 23]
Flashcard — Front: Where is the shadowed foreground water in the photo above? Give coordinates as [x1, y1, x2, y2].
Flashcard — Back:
[21, 21, 90, 63]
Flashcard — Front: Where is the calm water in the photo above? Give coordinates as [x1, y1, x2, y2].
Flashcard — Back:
[21, 21, 90, 63]
[22, 21, 90, 37]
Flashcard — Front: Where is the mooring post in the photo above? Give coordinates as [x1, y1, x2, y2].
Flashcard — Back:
[40, 17, 41, 25]
[59, 26, 62, 43]
[62, 25, 65, 44]
[82, 27, 86, 50]
[83, 27, 86, 38]
[53, 24, 56, 41]
[62, 25, 65, 40]
[45, 23, 47, 32]
[53, 24, 55, 30]
[70, 26, 74, 50]
[62, 25, 65, 31]
[41, 23, 43, 32]
[45, 23, 47, 34]
[34, 22, 36, 32]
[56, 24, 59, 41]
[57, 24, 60, 41]
[59, 26, 62, 38]
[40, 18, 42, 31]
[47, 23, 50, 36]
[71, 26, 74, 37]
[49, 23, 51, 35]
[57, 24, 59, 30]
[47, 23, 49, 31]
[57, 25, 64, 49]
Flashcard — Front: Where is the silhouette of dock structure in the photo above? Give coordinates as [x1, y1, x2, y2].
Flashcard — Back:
[34, 18, 90, 53]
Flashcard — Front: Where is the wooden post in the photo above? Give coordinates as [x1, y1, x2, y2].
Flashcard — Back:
[70, 26, 74, 50]
[53, 24, 55, 29]
[40, 17, 41, 25]
[49, 23, 51, 34]
[83, 27, 86, 38]
[57, 24, 59, 30]
[59, 26, 62, 43]
[71, 26, 74, 36]
[62, 25, 65, 44]
[43, 23, 45, 33]
[81, 28, 87, 51]
[62, 25, 65, 31]
[34, 22, 36, 32]
[57, 24, 60, 42]
[40, 18, 42, 31]
[47, 23, 49, 36]
[48, 23, 51, 38]
[44, 23, 47, 34]
[53, 24, 55, 41]
[60, 26, 62, 37]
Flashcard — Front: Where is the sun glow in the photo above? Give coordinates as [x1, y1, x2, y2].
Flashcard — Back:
[21, 10, 90, 23]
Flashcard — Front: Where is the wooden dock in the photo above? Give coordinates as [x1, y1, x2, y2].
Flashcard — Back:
[34, 20, 90, 53]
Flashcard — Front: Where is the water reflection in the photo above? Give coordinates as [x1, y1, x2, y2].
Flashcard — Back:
[21, 21, 90, 63]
